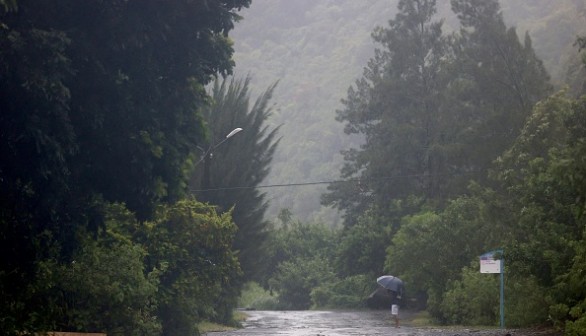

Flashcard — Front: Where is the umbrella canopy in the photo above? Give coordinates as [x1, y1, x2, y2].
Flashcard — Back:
[377, 275, 404, 293]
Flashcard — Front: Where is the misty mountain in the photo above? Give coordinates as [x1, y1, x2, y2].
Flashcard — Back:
[230, 0, 585, 225]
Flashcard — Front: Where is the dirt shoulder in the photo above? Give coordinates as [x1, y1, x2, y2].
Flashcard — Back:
[409, 326, 562, 336]
[402, 310, 562, 336]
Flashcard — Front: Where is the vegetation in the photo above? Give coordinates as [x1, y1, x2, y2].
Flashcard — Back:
[191, 76, 280, 282]
[238, 282, 279, 310]
[253, 218, 372, 310]
[2, 0, 586, 335]
[324, 0, 584, 332]
[0, 0, 254, 335]
[239, 1, 586, 334]
[231, 0, 586, 224]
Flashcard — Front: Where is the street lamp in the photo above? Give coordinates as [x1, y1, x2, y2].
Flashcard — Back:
[195, 127, 243, 167]
[225, 127, 243, 139]
[194, 127, 243, 192]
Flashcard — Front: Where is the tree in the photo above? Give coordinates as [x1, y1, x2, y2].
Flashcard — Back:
[492, 91, 586, 330]
[322, 0, 454, 226]
[56, 0, 251, 220]
[269, 256, 336, 310]
[0, 7, 87, 332]
[262, 220, 338, 310]
[385, 180, 532, 320]
[449, 0, 552, 182]
[51, 204, 161, 335]
[334, 208, 390, 277]
[492, 91, 579, 284]
[191, 76, 280, 281]
[143, 199, 241, 335]
[261, 220, 338, 290]
[0, 0, 250, 333]
[324, 0, 553, 228]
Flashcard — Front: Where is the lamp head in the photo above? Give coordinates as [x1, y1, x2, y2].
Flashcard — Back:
[226, 128, 243, 138]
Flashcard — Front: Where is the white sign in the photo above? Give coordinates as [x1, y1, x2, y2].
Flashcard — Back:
[479, 250, 506, 328]
[480, 251, 502, 274]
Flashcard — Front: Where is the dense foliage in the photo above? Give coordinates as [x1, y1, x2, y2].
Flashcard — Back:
[250, 1, 586, 334]
[261, 219, 375, 310]
[3, 0, 586, 334]
[142, 200, 242, 335]
[230, 0, 585, 224]
[191, 76, 280, 282]
[323, 0, 551, 225]
[0, 0, 251, 334]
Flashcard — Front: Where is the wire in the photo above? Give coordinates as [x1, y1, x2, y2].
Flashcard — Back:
[190, 170, 482, 193]
[192, 179, 355, 192]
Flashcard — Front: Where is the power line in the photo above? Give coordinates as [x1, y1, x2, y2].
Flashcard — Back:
[190, 170, 482, 193]
[191, 178, 356, 192]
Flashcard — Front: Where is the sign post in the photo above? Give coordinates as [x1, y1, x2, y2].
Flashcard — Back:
[480, 250, 504, 329]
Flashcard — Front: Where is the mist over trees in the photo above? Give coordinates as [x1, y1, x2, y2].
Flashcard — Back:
[234, 0, 586, 332]
[231, 0, 585, 224]
[231, 0, 400, 225]
[323, 0, 552, 225]
[323, 0, 584, 329]
[191, 76, 280, 282]
[2, 0, 586, 334]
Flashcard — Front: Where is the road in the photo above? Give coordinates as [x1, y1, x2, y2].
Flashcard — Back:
[203, 310, 490, 336]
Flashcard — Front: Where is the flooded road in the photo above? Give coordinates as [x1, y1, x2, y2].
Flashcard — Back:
[203, 310, 480, 336]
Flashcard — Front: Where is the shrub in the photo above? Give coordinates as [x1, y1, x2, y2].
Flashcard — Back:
[269, 257, 335, 310]
[440, 262, 550, 328]
[505, 276, 548, 328]
[238, 282, 280, 310]
[440, 264, 499, 326]
[311, 274, 371, 309]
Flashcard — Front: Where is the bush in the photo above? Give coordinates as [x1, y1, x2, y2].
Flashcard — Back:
[565, 309, 586, 336]
[311, 274, 371, 309]
[440, 264, 499, 326]
[238, 282, 280, 310]
[505, 276, 548, 328]
[144, 199, 242, 335]
[439, 262, 551, 328]
[250, 296, 282, 310]
[269, 257, 335, 310]
[549, 304, 570, 329]
[50, 203, 162, 335]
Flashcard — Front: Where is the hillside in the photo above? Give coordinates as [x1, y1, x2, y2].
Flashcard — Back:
[230, 0, 586, 225]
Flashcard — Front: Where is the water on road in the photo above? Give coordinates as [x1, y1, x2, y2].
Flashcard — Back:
[204, 310, 459, 336]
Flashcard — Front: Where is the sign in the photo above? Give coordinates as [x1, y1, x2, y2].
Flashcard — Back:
[480, 249, 505, 329]
[480, 251, 502, 274]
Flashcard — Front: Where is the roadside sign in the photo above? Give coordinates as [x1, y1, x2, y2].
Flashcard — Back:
[480, 249, 505, 329]
[480, 251, 502, 273]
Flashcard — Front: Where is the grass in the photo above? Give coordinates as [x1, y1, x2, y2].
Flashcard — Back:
[198, 321, 237, 333]
[405, 310, 501, 331]
[197, 311, 249, 333]
[198, 282, 270, 333]
[407, 310, 435, 327]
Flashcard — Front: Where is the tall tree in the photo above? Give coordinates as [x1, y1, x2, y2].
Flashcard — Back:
[191, 76, 280, 281]
[0, 1, 249, 333]
[324, 0, 553, 227]
[322, 0, 452, 225]
[450, 0, 552, 180]
[490, 91, 586, 329]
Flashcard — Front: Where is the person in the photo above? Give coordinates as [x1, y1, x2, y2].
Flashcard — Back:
[388, 286, 403, 328]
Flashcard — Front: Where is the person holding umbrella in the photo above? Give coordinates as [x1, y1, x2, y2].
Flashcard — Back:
[377, 275, 404, 328]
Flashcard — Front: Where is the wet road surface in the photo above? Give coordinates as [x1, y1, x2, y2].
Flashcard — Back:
[204, 310, 471, 336]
